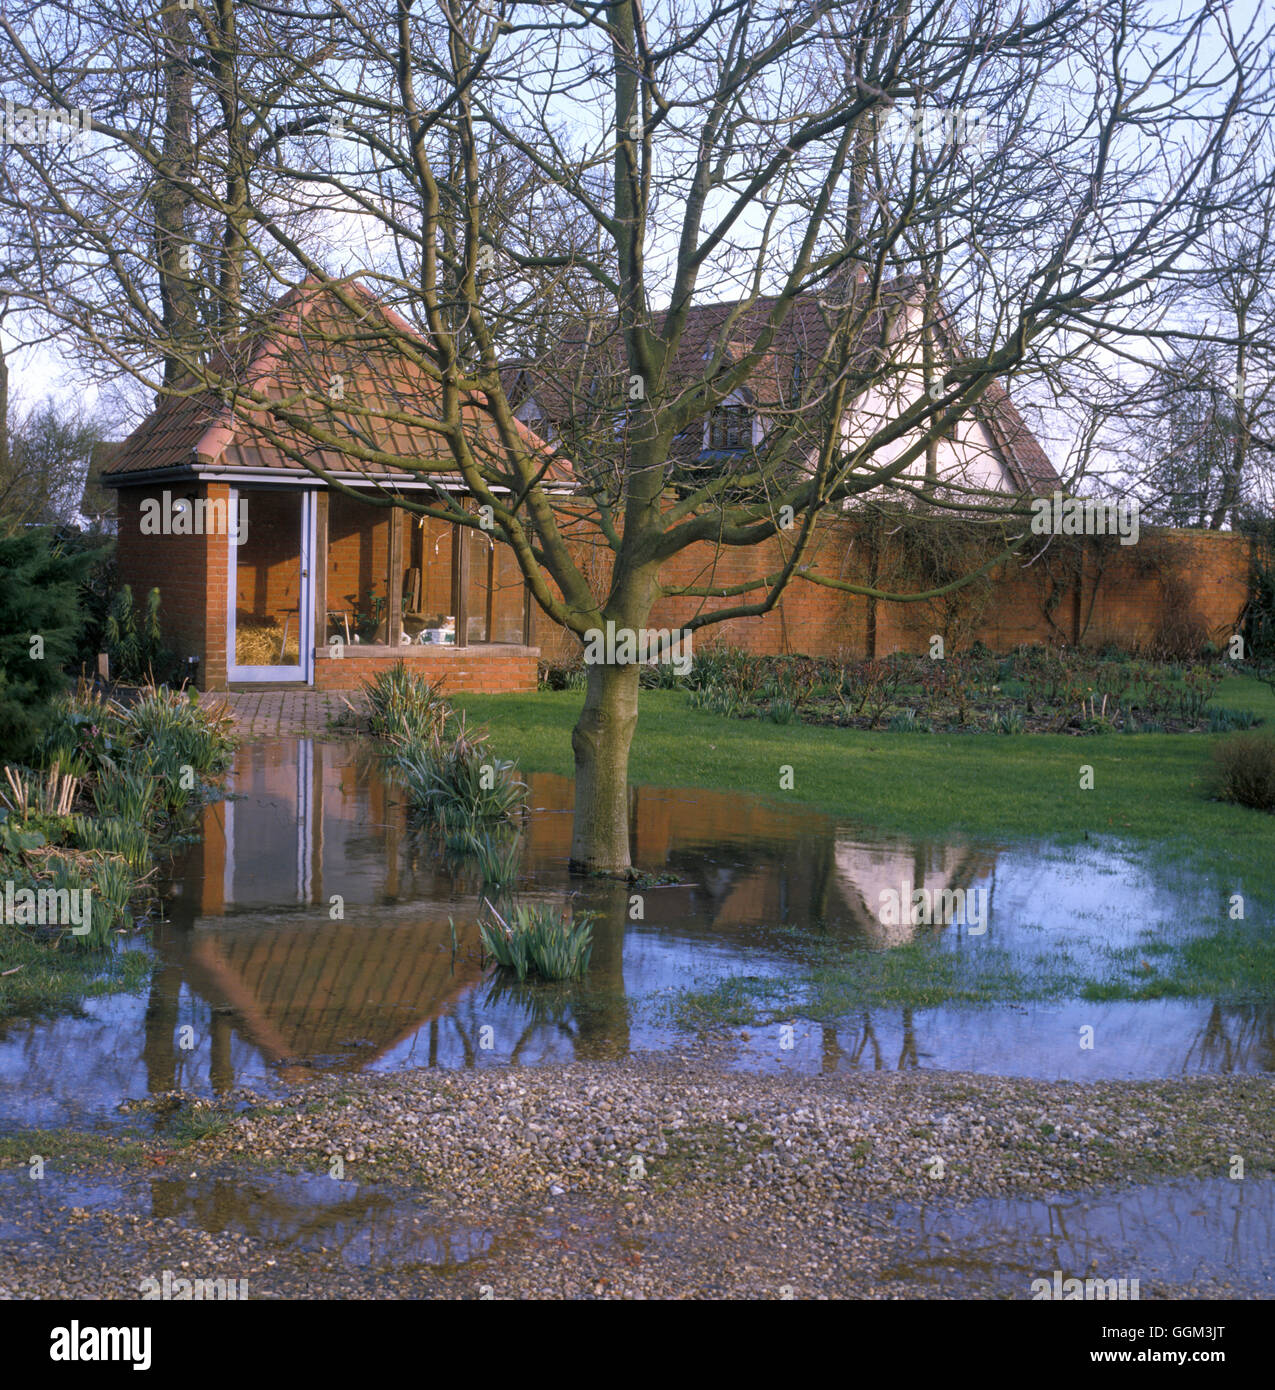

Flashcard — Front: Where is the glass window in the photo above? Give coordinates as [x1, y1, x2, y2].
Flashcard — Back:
[234, 489, 304, 666]
[708, 404, 752, 451]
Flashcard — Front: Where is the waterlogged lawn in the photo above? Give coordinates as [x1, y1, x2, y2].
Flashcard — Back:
[458, 675, 1274, 878]
[0, 938, 152, 1021]
[459, 675, 1275, 1023]
[655, 924, 1275, 1029]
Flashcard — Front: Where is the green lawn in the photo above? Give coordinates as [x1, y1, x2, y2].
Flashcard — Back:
[459, 674, 1274, 1018]
[458, 672, 1274, 876]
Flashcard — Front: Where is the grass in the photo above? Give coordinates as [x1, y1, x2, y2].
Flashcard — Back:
[457, 675, 1275, 881]
[456, 673, 1275, 1024]
[0, 940, 151, 1020]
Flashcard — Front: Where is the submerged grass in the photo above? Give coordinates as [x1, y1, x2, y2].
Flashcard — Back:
[458, 675, 1275, 891]
[0, 941, 151, 1021]
[659, 918, 1275, 1030]
[1, 683, 235, 1020]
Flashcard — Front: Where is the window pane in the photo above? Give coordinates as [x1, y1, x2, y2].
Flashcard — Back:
[466, 528, 491, 643]
[401, 512, 455, 645]
[327, 490, 388, 643]
[234, 489, 303, 666]
[490, 538, 526, 644]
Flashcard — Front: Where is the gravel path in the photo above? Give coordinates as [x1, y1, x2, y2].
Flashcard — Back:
[2, 1055, 1271, 1299]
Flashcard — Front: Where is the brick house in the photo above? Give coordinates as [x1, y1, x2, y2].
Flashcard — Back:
[503, 274, 1062, 499]
[103, 280, 567, 691]
[105, 275, 1237, 689]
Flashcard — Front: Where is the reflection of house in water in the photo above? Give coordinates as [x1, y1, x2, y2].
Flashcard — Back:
[147, 742, 1003, 1094]
[151, 740, 489, 1091]
[830, 838, 996, 946]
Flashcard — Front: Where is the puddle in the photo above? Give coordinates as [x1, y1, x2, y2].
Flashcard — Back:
[0, 737, 1269, 1127]
[0, 1167, 493, 1271]
[1, 1164, 1266, 1296]
[879, 1177, 1275, 1297]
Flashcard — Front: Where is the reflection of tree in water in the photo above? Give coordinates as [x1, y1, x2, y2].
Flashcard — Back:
[819, 1008, 920, 1072]
[1184, 1000, 1275, 1073]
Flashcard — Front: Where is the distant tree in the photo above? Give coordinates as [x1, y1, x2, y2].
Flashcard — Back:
[1121, 120, 1275, 529]
[0, 399, 106, 532]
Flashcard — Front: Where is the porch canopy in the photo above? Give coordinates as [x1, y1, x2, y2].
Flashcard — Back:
[101, 279, 571, 689]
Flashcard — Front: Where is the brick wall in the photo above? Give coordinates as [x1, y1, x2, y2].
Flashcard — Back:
[537, 516, 1252, 662]
[114, 483, 213, 676]
[204, 484, 230, 687]
[116, 478, 1253, 688]
[313, 645, 539, 693]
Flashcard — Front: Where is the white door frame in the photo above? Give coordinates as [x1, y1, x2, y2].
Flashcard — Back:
[226, 487, 316, 684]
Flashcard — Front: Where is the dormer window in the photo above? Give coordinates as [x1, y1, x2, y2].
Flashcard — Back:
[707, 403, 753, 451]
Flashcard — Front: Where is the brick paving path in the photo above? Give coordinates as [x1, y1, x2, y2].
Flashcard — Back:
[201, 688, 366, 738]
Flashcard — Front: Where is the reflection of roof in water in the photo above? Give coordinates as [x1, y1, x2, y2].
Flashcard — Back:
[178, 914, 485, 1068]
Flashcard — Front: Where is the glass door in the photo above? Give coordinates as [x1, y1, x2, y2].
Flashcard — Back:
[227, 487, 315, 682]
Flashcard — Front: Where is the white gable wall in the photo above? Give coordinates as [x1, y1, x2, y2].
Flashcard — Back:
[831, 299, 1015, 498]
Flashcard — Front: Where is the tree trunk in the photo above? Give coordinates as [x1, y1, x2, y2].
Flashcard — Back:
[569, 659, 640, 874]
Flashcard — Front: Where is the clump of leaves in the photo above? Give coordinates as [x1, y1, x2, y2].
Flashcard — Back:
[478, 898, 595, 982]
[363, 662, 451, 741]
[392, 713, 526, 830]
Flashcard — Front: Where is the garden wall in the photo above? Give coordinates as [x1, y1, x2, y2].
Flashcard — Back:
[534, 519, 1252, 663]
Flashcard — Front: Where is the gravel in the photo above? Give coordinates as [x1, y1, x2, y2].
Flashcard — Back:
[2, 1053, 1271, 1299]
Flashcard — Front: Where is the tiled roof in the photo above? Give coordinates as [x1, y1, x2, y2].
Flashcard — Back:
[104, 279, 571, 486]
[506, 275, 1060, 492]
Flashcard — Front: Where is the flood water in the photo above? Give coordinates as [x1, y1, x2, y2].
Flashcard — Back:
[1, 1165, 1267, 1296]
[0, 737, 1271, 1129]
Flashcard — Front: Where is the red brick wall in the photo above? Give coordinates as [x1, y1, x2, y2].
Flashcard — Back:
[869, 528, 1251, 658]
[204, 483, 230, 687]
[116, 479, 1253, 688]
[536, 517, 1251, 662]
[114, 483, 213, 677]
[313, 646, 538, 693]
